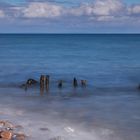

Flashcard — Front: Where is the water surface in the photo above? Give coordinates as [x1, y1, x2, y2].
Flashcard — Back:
[0, 34, 140, 140]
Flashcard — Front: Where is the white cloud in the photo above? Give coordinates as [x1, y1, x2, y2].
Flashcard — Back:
[97, 16, 115, 21]
[68, 0, 126, 17]
[130, 5, 140, 15]
[68, 4, 94, 16]
[93, 0, 125, 16]
[0, 9, 5, 18]
[0, 0, 140, 24]
[22, 2, 64, 18]
[21, 0, 126, 19]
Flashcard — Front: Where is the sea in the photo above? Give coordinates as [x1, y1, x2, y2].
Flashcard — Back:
[0, 34, 140, 140]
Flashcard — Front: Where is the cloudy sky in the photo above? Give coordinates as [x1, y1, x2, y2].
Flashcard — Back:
[0, 0, 140, 33]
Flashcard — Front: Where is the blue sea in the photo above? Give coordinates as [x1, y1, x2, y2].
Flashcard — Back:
[0, 34, 140, 87]
[0, 34, 140, 140]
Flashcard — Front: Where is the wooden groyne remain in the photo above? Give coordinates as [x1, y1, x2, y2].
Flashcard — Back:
[40, 75, 50, 94]
[58, 80, 63, 89]
[45, 75, 50, 92]
[138, 84, 140, 90]
[73, 77, 78, 88]
[40, 75, 45, 94]
[21, 75, 87, 93]
[81, 80, 87, 87]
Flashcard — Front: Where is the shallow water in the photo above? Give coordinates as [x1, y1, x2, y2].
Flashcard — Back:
[0, 87, 140, 140]
[0, 34, 140, 140]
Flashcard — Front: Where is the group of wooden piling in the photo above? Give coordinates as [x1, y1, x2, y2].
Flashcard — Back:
[22, 75, 87, 93]
[23, 76, 140, 93]
[39, 75, 86, 93]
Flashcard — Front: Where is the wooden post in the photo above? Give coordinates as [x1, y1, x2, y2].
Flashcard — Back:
[58, 80, 63, 89]
[45, 75, 50, 92]
[40, 75, 45, 94]
[81, 80, 87, 87]
[73, 77, 78, 88]
[138, 84, 140, 90]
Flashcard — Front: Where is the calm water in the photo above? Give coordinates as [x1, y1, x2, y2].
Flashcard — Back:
[0, 34, 140, 140]
[0, 34, 140, 87]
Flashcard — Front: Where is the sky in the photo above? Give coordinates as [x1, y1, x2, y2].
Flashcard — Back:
[0, 0, 140, 33]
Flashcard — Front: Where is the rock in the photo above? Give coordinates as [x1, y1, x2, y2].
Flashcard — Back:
[26, 79, 38, 86]
[0, 121, 26, 140]
[20, 78, 38, 90]
[0, 131, 12, 140]
[0, 121, 5, 128]
[5, 128, 13, 131]
[0, 138, 10, 140]
[40, 128, 49, 131]
[0, 121, 14, 130]
[14, 134, 26, 140]
[4, 122, 14, 129]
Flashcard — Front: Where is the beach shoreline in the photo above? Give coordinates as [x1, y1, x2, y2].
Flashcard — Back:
[0, 87, 140, 140]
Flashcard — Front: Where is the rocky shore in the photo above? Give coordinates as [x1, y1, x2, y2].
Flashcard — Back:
[0, 120, 26, 140]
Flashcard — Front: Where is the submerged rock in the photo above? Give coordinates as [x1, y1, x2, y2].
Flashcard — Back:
[40, 127, 50, 131]
[20, 78, 38, 90]
[26, 79, 38, 86]
[14, 133, 26, 140]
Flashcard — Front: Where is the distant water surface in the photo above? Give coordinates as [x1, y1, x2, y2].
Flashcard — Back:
[0, 34, 140, 88]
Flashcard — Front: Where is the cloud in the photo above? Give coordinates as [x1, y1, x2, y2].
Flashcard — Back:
[130, 5, 140, 15]
[72, 0, 124, 16]
[92, 0, 125, 16]
[20, 0, 130, 22]
[0, 0, 140, 23]
[68, 0, 126, 18]
[0, 9, 5, 18]
[21, 0, 126, 18]
[22, 2, 63, 18]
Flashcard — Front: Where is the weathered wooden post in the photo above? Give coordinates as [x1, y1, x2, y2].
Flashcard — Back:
[45, 75, 50, 92]
[58, 80, 63, 89]
[81, 80, 87, 87]
[73, 77, 78, 88]
[138, 84, 140, 90]
[40, 75, 45, 94]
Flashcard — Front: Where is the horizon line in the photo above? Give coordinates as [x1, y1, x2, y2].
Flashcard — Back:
[0, 33, 140, 35]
